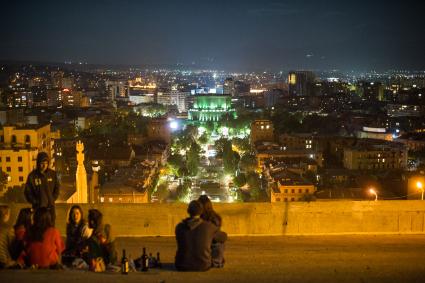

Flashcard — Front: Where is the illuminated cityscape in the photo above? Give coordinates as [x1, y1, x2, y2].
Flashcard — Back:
[1, 0, 425, 281]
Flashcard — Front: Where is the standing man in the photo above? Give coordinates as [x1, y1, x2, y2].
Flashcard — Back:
[175, 200, 227, 271]
[24, 152, 60, 225]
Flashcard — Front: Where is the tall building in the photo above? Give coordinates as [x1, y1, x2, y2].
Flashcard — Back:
[288, 71, 316, 96]
[6, 85, 33, 108]
[62, 89, 83, 107]
[0, 124, 55, 192]
[356, 81, 384, 101]
[157, 91, 189, 113]
[107, 80, 128, 100]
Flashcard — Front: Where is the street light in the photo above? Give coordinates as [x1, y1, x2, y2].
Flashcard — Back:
[417, 181, 424, 200]
[369, 188, 378, 201]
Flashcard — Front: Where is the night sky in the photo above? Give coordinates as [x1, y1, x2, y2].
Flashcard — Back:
[1, 0, 425, 71]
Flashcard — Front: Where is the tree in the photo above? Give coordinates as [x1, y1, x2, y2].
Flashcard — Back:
[246, 172, 261, 201]
[233, 173, 247, 188]
[167, 154, 185, 176]
[176, 178, 192, 202]
[223, 140, 239, 175]
[155, 183, 170, 203]
[187, 141, 201, 176]
[240, 154, 258, 172]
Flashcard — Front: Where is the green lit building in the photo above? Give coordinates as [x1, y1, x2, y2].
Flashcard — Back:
[188, 95, 236, 121]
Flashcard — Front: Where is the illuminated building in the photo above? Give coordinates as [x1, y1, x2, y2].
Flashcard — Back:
[343, 140, 407, 170]
[62, 89, 83, 107]
[265, 168, 316, 202]
[0, 124, 56, 192]
[250, 120, 274, 145]
[6, 85, 33, 108]
[188, 95, 236, 121]
[107, 80, 128, 100]
[157, 91, 189, 113]
[288, 71, 315, 96]
[356, 127, 393, 141]
[356, 81, 384, 101]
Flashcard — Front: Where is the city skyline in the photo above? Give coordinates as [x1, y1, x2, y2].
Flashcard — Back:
[2, 0, 425, 71]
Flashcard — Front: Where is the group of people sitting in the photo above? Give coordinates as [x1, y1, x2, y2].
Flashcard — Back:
[0, 204, 115, 270]
[0, 195, 227, 272]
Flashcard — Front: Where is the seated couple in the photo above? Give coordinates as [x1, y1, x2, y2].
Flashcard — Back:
[175, 196, 227, 271]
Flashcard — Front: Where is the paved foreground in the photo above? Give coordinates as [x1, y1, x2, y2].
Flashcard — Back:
[1, 235, 425, 283]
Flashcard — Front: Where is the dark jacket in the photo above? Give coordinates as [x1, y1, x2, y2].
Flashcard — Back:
[85, 224, 117, 265]
[24, 168, 60, 209]
[175, 217, 227, 271]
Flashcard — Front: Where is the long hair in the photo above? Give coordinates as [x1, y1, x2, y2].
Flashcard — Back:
[67, 205, 84, 225]
[88, 209, 103, 232]
[14, 208, 32, 231]
[198, 195, 222, 227]
[30, 207, 53, 242]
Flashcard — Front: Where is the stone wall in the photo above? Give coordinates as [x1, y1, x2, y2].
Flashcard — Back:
[7, 201, 425, 236]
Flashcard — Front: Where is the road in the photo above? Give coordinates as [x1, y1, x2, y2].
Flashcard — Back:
[1, 235, 425, 283]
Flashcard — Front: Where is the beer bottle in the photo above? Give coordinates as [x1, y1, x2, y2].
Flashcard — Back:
[121, 249, 129, 275]
[141, 247, 149, 272]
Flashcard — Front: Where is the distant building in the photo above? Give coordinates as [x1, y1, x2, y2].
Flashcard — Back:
[157, 91, 189, 112]
[0, 124, 55, 191]
[288, 71, 315, 96]
[107, 80, 128, 100]
[265, 168, 316, 202]
[147, 117, 171, 144]
[250, 120, 274, 145]
[223, 78, 235, 96]
[343, 140, 407, 170]
[356, 127, 393, 141]
[188, 95, 236, 121]
[6, 85, 33, 108]
[356, 81, 384, 101]
[62, 89, 83, 107]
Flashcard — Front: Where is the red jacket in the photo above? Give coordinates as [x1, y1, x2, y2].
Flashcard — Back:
[25, 227, 64, 268]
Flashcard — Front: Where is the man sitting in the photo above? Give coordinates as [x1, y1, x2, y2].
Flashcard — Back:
[175, 200, 227, 271]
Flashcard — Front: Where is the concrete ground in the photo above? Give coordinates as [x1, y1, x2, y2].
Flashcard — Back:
[1, 235, 425, 283]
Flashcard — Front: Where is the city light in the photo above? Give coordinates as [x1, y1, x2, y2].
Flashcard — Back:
[369, 188, 378, 201]
[169, 121, 178, 130]
[417, 181, 424, 200]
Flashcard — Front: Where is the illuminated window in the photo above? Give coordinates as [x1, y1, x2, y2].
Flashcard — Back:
[109, 197, 113, 203]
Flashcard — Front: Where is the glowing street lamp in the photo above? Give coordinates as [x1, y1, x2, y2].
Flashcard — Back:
[369, 188, 378, 201]
[417, 181, 424, 200]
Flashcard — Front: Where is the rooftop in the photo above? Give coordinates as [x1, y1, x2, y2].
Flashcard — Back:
[1, 235, 424, 283]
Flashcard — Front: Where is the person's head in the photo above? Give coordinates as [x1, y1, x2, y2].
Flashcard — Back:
[198, 195, 213, 213]
[36, 152, 49, 173]
[68, 205, 84, 225]
[88, 209, 103, 230]
[14, 208, 32, 230]
[31, 207, 53, 241]
[0, 204, 10, 223]
[187, 200, 203, 218]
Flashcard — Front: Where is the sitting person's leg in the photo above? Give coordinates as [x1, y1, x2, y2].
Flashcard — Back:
[211, 241, 225, 268]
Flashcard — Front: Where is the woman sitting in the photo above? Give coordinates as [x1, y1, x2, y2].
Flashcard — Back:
[84, 209, 117, 269]
[22, 207, 64, 268]
[11, 208, 32, 261]
[64, 205, 92, 261]
[198, 195, 227, 268]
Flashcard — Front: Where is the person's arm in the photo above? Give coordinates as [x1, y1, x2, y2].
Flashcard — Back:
[213, 230, 228, 243]
[52, 173, 60, 201]
[0, 228, 17, 267]
[24, 175, 37, 206]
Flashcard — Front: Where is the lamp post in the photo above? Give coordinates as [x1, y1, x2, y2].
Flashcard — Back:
[417, 181, 424, 200]
[369, 188, 378, 201]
